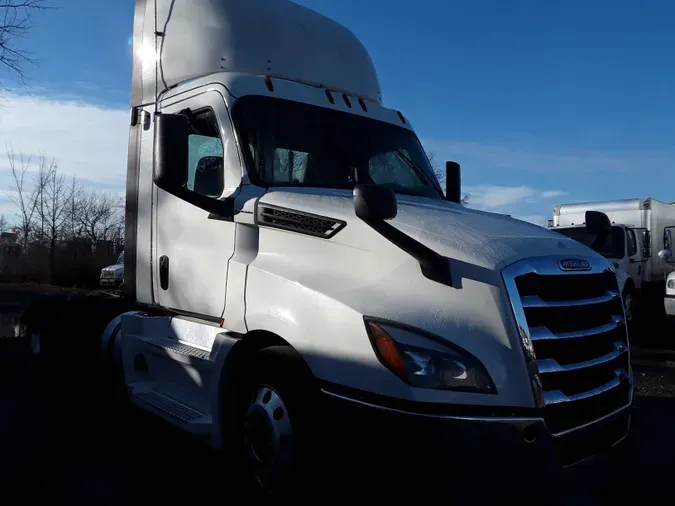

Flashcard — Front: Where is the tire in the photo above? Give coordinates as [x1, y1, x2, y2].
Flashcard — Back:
[590, 438, 631, 502]
[232, 346, 320, 499]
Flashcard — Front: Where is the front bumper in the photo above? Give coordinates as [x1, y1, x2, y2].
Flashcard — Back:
[665, 295, 675, 317]
[99, 278, 122, 287]
[319, 382, 631, 503]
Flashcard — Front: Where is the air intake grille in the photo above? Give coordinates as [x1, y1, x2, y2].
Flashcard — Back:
[503, 256, 632, 438]
[257, 204, 346, 238]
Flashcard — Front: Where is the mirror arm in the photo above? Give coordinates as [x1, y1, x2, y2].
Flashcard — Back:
[363, 218, 453, 286]
[158, 183, 235, 220]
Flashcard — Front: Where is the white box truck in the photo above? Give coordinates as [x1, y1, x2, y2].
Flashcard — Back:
[551, 198, 675, 322]
[665, 271, 675, 322]
[19, 0, 633, 500]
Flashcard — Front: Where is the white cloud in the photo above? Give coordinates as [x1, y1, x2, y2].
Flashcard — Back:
[0, 91, 128, 187]
[465, 184, 567, 209]
[0, 91, 128, 222]
[540, 190, 567, 199]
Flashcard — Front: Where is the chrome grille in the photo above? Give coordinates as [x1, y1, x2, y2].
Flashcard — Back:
[101, 270, 115, 279]
[502, 256, 632, 437]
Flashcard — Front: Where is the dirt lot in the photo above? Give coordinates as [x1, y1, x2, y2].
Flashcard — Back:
[0, 285, 674, 505]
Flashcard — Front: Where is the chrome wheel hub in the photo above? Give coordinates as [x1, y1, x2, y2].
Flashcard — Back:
[244, 385, 294, 493]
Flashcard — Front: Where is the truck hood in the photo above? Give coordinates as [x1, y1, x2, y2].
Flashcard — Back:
[258, 188, 600, 271]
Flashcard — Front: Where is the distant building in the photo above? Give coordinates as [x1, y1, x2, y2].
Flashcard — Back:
[0, 232, 18, 244]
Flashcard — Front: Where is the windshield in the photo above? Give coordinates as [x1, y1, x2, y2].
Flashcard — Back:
[554, 226, 625, 259]
[116, 252, 124, 265]
[232, 95, 444, 199]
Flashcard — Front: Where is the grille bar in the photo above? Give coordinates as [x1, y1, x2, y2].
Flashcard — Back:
[543, 368, 627, 405]
[537, 341, 627, 373]
[521, 290, 619, 308]
[530, 316, 623, 341]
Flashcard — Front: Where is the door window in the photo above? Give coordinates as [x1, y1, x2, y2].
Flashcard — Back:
[186, 108, 224, 197]
[665, 227, 675, 263]
[665, 228, 673, 250]
[626, 229, 638, 257]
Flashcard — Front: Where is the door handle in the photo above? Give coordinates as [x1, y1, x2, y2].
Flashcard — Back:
[159, 255, 170, 290]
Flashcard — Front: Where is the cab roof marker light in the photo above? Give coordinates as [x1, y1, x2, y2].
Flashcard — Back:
[358, 98, 368, 112]
[397, 110, 406, 124]
[325, 89, 335, 104]
[342, 93, 352, 108]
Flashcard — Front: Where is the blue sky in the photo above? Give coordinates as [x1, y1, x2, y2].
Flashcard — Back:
[1, 0, 674, 225]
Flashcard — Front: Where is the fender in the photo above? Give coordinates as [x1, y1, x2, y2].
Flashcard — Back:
[615, 271, 632, 294]
[243, 273, 410, 401]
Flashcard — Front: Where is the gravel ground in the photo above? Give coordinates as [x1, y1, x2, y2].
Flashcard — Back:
[0, 287, 674, 505]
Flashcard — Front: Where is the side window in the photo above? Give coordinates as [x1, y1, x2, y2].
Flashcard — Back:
[665, 228, 673, 250]
[626, 229, 637, 257]
[273, 148, 309, 184]
[187, 108, 224, 197]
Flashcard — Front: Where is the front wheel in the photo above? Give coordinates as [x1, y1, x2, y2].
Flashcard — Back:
[234, 346, 320, 499]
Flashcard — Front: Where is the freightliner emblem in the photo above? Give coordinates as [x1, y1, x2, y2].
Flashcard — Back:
[558, 258, 591, 271]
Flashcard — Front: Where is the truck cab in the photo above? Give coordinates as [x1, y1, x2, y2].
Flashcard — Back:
[99, 251, 124, 288]
[552, 223, 642, 320]
[19, 0, 633, 499]
[665, 270, 675, 321]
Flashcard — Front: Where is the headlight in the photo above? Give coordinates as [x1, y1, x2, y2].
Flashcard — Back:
[365, 319, 496, 394]
[668, 279, 675, 289]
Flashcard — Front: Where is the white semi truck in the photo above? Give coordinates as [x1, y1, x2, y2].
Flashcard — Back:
[21, 0, 633, 499]
[551, 198, 675, 322]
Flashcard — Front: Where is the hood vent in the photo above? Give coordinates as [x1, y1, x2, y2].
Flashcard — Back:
[256, 204, 346, 239]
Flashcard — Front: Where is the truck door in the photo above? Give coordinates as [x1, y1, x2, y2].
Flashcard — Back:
[626, 228, 643, 289]
[153, 89, 237, 320]
[664, 227, 675, 275]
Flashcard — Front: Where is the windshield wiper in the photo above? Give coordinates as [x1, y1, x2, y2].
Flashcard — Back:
[392, 149, 443, 196]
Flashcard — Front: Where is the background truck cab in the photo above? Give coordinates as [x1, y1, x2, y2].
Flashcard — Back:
[551, 223, 642, 321]
[99, 251, 124, 288]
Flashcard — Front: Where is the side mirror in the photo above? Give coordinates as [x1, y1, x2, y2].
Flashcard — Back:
[585, 210, 611, 235]
[445, 161, 461, 203]
[658, 249, 672, 261]
[154, 113, 189, 192]
[353, 184, 397, 221]
[193, 156, 224, 197]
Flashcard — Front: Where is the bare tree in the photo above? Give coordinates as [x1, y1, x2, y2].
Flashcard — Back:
[0, 0, 48, 87]
[31, 152, 52, 244]
[0, 214, 6, 233]
[5, 146, 38, 250]
[75, 190, 124, 244]
[426, 151, 470, 205]
[35, 155, 68, 281]
[63, 175, 84, 240]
